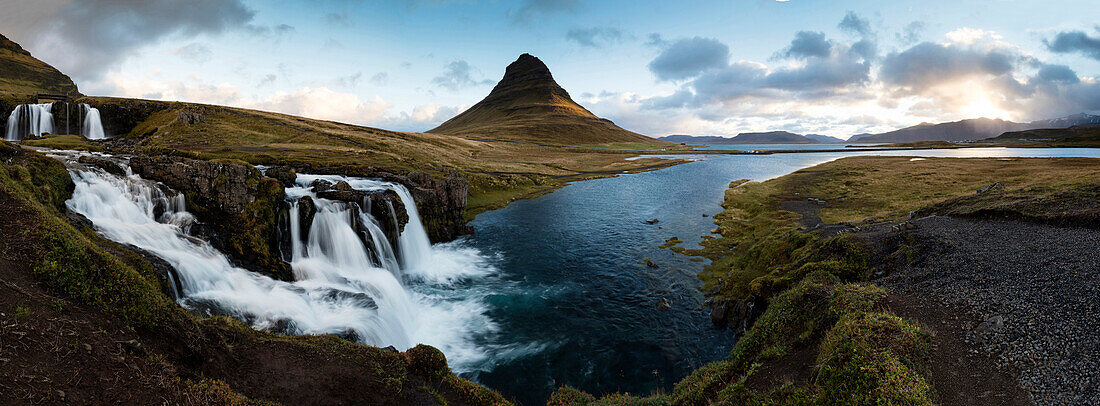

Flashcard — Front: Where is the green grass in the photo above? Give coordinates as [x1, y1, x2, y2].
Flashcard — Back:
[21, 134, 105, 152]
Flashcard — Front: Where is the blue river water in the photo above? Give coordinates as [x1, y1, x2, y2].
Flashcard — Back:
[453, 146, 1100, 404]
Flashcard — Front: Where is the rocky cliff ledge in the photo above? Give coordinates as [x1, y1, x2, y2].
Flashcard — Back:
[294, 165, 474, 243]
[129, 155, 292, 281]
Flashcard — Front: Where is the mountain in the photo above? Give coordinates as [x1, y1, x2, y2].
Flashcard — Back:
[992, 124, 1100, 144]
[851, 118, 1027, 143]
[0, 33, 80, 97]
[430, 54, 667, 146]
[849, 113, 1100, 143]
[803, 134, 845, 143]
[660, 131, 826, 144]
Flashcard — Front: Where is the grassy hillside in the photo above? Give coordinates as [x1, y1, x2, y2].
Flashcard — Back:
[993, 125, 1100, 147]
[0, 33, 80, 98]
[80, 97, 683, 217]
[431, 54, 671, 147]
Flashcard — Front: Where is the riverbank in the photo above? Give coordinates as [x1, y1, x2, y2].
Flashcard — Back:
[558, 155, 1098, 404]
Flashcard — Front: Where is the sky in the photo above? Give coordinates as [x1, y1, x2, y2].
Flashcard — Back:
[1, 0, 1099, 139]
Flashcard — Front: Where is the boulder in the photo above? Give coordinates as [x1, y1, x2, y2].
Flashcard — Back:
[265, 166, 297, 188]
[297, 195, 316, 239]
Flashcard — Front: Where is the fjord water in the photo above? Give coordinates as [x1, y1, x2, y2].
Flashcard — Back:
[460, 146, 1100, 404]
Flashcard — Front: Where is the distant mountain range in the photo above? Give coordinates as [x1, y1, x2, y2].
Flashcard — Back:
[660, 131, 844, 144]
[662, 113, 1100, 145]
[849, 114, 1100, 143]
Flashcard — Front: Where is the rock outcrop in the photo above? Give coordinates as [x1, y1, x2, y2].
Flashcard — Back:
[312, 181, 410, 249]
[129, 155, 291, 281]
[85, 98, 173, 139]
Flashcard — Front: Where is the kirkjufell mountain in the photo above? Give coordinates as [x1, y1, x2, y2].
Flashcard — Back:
[430, 53, 666, 146]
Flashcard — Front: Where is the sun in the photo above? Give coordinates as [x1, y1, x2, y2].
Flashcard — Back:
[956, 82, 1015, 121]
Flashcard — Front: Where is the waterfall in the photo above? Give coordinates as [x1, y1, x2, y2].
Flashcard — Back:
[4, 103, 55, 141]
[59, 153, 500, 371]
[81, 104, 106, 140]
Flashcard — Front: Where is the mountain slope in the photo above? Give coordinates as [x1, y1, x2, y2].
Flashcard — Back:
[430, 54, 667, 146]
[853, 118, 1027, 143]
[851, 114, 1100, 143]
[993, 124, 1100, 145]
[803, 134, 844, 143]
[0, 33, 80, 97]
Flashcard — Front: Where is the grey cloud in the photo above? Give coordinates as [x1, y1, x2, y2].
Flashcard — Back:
[335, 72, 363, 88]
[509, 0, 581, 25]
[838, 11, 872, 37]
[1036, 64, 1079, 84]
[566, 27, 625, 48]
[648, 37, 730, 81]
[782, 31, 832, 59]
[645, 33, 668, 48]
[431, 60, 492, 91]
[5, 0, 279, 81]
[3, 0, 297, 80]
[1045, 30, 1100, 60]
[174, 42, 212, 63]
[879, 42, 1015, 91]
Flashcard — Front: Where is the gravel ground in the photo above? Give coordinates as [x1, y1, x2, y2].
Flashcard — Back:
[878, 216, 1100, 406]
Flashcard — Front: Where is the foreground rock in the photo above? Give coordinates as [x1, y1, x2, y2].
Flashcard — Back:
[129, 155, 291, 280]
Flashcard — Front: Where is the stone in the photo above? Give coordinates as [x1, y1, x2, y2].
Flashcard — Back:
[310, 179, 333, 193]
[645, 218, 659, 224]
[77, 155, 126, 176]
[265, 166, 297, 187]
[656, 297, 671, 311]
[297, 196, 316, 239]
[644, 258, 659, 268]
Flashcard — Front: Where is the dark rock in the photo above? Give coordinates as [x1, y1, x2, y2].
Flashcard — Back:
[121, 243, 183, 300]
[177, 108, 206, 125]
[863, 217, 877, 224]
[266, 166, 298, 188]
[129, 155, 291, 281]
[645, 218, 659, 224]
[316, 188, 409, 249]
[77, 155, 126, 176]
[380, 171, 472, 242]
[310, 179, 333, 193]
[709, 297, 766, 335]
[710, 300, 730, 326]
[84, 99, 173, 139]
[64, 208, 94, 231]
[297, 196, 316, 240]
[644, 258, 659, 268]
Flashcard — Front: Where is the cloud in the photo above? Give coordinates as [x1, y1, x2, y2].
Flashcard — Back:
[3, 0, 273, 81]
[879, 41, 1015, 92]
[1044, 30, 1100, 60]
[1036, 64, 1079, 84]
[896, 21, 925, 45]
[781, 31, 832, 59]
[174, 43, 213, 63]
[566, 27, 626, 48]
[258, 73, 276, 87]
[838, 11, 872, 37]
[371, 72, 390, 86]
[648, 37, 730, 81]
[431, 60, 492, 91]
[334, 72, 363, 88]
[253, 87, 391, 123]
[380, 104, 466, 131]
[509, 0, 580, 25]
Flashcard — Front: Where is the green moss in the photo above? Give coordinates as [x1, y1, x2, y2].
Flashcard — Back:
[549, 386, 670, 406]
[814, 313, 934, 405]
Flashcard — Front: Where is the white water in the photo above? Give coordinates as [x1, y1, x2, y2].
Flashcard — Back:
[81, 104, 106, 140]
[61, 155, 500, 371]
[4, 103, 54, 141]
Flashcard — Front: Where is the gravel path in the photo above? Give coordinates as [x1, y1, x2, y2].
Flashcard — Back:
[878, 216, 1100, 405]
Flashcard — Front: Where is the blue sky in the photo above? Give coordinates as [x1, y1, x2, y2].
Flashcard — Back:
[3, 0, 1099, 138]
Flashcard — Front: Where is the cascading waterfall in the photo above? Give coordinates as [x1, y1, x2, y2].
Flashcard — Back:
[4, 103, 54, 141]
[58, 152, 504, 371]
[81, 104, 106, 140]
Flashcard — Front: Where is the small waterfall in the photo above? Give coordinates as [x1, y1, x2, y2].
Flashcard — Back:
[61, 155, 501, 371]
[4, 103, 54, 141]
[81, 104, 106, 140]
